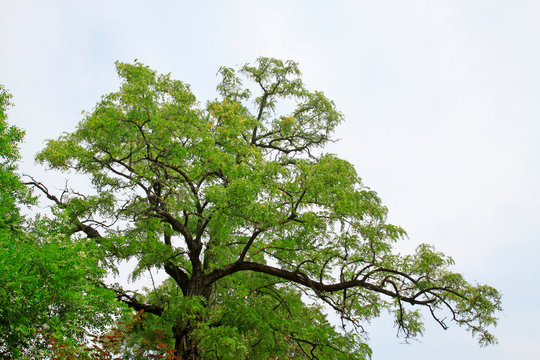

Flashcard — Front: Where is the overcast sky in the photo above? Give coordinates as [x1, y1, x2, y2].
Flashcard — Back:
[1, 1, 539, 359]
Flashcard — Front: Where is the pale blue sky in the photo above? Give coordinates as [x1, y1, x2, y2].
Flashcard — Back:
[1, 1, 539, 359]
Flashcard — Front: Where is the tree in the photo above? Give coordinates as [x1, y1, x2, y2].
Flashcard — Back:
[0, 85, 27, 232]
[32, 58, 501, 359]
[0, 85, 120, 359]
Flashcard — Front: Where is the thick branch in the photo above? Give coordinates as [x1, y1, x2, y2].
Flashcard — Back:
[155, 209, 202, 273]
[106, 284, 164, 316]
[164, 261, 190, 296]
[204, 261, 434, 306]
[74, 220, 103, 238]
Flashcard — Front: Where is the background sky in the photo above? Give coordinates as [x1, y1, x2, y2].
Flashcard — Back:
[1, 1, 539, 359]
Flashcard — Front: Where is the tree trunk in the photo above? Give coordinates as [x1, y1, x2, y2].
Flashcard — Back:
[173, 325, 198, 360]
[173, 277, 212, 359]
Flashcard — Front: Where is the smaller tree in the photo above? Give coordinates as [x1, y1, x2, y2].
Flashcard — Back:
[0, 85, 27, 230]
[0, 86, 121, 359]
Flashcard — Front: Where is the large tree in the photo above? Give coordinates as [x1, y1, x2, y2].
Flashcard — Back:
[32, 58, 501, 359]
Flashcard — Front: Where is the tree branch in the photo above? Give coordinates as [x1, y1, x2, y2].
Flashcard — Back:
[236, 227, 263, 263]
[25, 176, 103, 239]
[101, 282, 164, 316]
[164, 261, 190, 296]
[204, 261, 435, 306]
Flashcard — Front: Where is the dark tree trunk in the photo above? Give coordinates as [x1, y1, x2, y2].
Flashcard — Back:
[173, 325, 198, 360]
[172, 277, 212, 359]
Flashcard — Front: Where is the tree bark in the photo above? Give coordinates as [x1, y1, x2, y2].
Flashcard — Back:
[172, 277, 212, 359]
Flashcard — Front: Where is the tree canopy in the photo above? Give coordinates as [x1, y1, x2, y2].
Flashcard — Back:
[8, 58, 500, 359]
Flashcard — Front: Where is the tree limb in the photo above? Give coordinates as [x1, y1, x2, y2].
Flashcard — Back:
[204, 261, 435, 306]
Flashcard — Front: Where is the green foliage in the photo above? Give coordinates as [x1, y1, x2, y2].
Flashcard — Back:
[119, 275, 370, 360]
[0, 217, 121, 358]
[0, 85, 29, 234]
[0, 86, 121, 359]
[30, 58, 502, 359]
[201, 273, 371, 360]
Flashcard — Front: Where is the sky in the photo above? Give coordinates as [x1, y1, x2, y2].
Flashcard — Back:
[1, 1, 539, 359]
